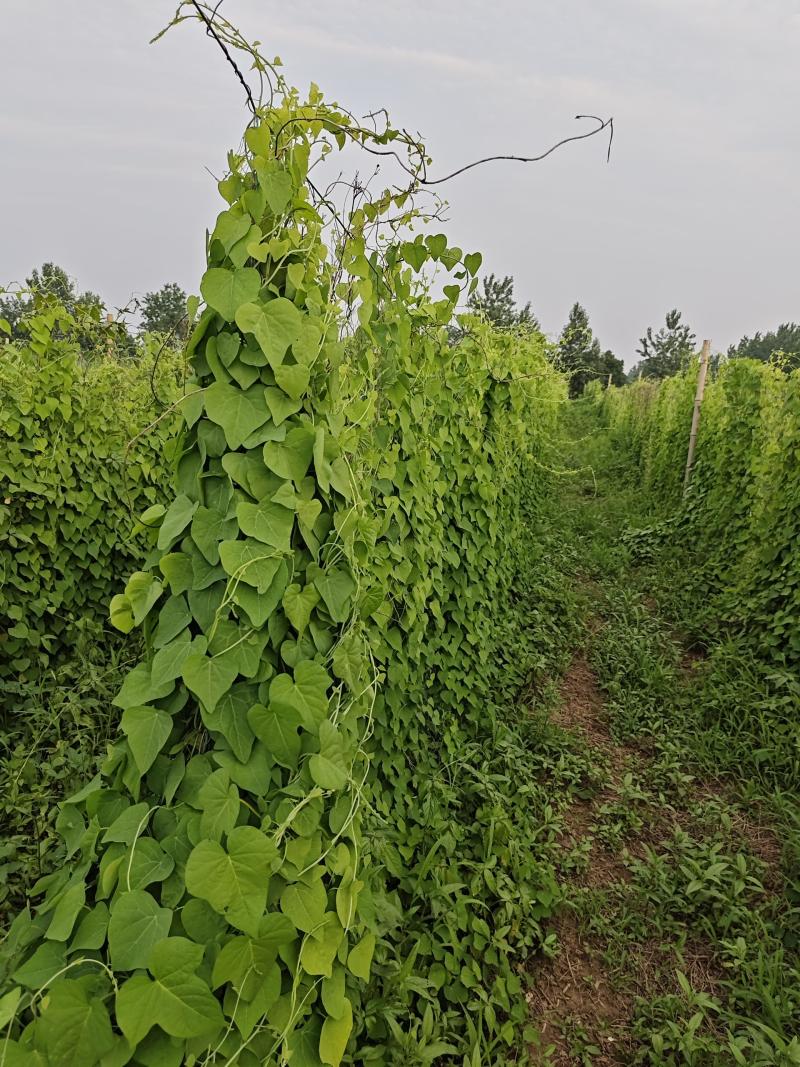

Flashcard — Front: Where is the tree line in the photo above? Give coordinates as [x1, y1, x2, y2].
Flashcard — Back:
[2, 263, 798, 390]
[467, 274, 800, 395]
[0, 263, 189, 351]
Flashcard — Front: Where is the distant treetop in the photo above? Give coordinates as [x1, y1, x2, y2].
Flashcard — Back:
[139, 282, 188, 337]
[629, 308, 696, 381]
[557, 301, 624, 397]
[727, 322, 800, 371]
[468, 273, 538, 330]
[0, 262, 102, 339]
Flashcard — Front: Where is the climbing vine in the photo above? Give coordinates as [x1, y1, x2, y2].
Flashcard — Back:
[0, 304, 181, 708]
[603, 360, 800, 664]
[0, 15, 573, 1067]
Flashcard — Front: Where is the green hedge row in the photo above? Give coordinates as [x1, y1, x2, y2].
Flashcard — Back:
[603, 360, 800, 662]
[0, 309, 182, 705]
[1, 94, 567, 1067]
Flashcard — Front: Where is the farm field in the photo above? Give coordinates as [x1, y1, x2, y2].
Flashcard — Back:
[2, 8, 800, 1066]
[3, 366, 800, 1064]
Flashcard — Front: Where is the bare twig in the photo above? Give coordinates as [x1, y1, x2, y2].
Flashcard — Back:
[188, 0, 257, 115]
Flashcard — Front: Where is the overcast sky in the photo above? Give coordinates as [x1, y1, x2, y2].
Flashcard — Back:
[3, 1, 799, 364]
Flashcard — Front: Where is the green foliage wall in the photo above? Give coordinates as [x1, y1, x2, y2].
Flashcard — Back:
[0, 84, 566, 1067]
[0, 310, 181, 703]
[603, 361, 800, 663]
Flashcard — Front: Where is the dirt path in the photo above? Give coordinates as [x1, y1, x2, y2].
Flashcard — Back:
[528, 651, 638, 1065]
[526, 636, 784, 1065]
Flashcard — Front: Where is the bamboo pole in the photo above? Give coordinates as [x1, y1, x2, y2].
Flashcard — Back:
[683, 339, 711, 494]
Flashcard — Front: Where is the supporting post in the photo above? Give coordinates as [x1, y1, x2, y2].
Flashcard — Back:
[683, 339, 711, 494]
[606, 372, 612, 389]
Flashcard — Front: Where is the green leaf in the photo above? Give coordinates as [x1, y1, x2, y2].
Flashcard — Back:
[268, 661, 331, 732]
[264, 425, 316, 484]
[235, 298, 304, 370]
[463, 251, 482, 276]
[211, 209, 251, 252]
[109, 594, 134, 634]
[116, 938, 223, 1045]
[103, 802, 150, 845]
[152, 595, 192, 649]
[191, 506, 238, 565]
[121, 706, 173, 775]
[157, 495, 198, 551]
[70, 902, 109, 951]
[126, 839, 175, 891]
[202, 682, 257, 762]
[185, 826, 277, 937]
[280, 878, 327, 934]
[309, 721, 349, 792]
[151, 634, 206, 690]
[247, 702, 302, 769]
[259, 169, 294, 214]
[182, 652, 238, 713]
[297, 496, 323, 530]
[0, 987, 21, 1030]
[216, 330, 241, 365]
[125, 571, 164, 626]
[292, 320, 323, 366]
[214, 742, 273, 796]
[440, 245, 463, 270]
[12, 942, 66, 989]
[321, 966, 347, 1019]
[35, 980, 115, 1067]
[236, 499, 294, 551]
[200, 267, 261, 322]
[282, 583, 320, 635]
[331, 631, 366, 692]
[319, 998, 353, 1067]
[265, 386, 302, 426]
[274, 363, 310, 400]
[198, 769, 240, 841]
[160, 553, 194, 596]
[45, 883, 85, 942]
[219, 538, 283, 593]
[425, 234, 447, 259]
[347, 932, 376, 981]
[313, 567, 356, 623]
[108, 890, 173, 972]
[258, 912, 297, 947]
[401, 240, 427, 271]
[288, 1019, 324, 1067]
[232, 560, 289, 628]
[113, 662, 175, 710]
[203, 381, 270, 450]
[299, 913, 343, 978]
[211, 935, 275, 992]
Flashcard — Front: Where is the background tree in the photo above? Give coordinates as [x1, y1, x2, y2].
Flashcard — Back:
[599, 348, 625, 387]
[0, 262, 102, 338]
[558, 301, 616, 397]
[468, 273, 537, 330]
[635, 308, 696, 379]
[139, 281, 188, 336]
[727, 322, 800, 371]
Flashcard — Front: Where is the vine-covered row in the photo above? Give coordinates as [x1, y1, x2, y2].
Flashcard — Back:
[0, 72, 567, 1067]
[602, 360, 800, 664]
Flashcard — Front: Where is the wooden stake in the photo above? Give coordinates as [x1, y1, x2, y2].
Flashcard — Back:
[683, 339, 711, 494]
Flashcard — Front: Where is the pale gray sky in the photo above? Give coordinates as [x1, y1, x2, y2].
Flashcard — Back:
[3, 0, 799, 364]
